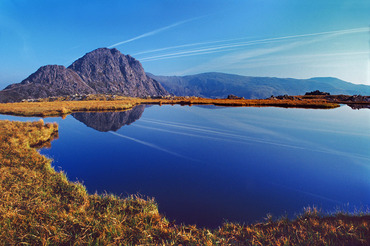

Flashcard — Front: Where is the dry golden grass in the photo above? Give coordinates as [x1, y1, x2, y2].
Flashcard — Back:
[0, 119, 369, 245]
[0, 98, 142, 117]
[143, 97, 340, 109]
[0, 95, 342, 118]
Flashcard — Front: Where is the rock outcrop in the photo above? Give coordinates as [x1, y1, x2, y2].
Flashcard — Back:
[305, 90, 330, 96]
[226, 94, 244, 99]
[0, 48, 168, 102]
[68, 48, 167, 97]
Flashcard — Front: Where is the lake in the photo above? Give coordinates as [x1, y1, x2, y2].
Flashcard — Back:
[1, 105, 369, 228]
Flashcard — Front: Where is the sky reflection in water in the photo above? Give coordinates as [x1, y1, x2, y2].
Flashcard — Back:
[1, 105, 369, 228]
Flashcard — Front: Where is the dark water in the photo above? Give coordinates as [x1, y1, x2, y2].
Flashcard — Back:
[1, 105, 369, 228]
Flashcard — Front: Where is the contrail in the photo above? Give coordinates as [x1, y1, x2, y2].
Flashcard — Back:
[143, 117, 288, 141]
[136, 119, 370, 163]
[143, 117, 237, 134]
[137, 27, 366, 57]
[134, 122, 309, 151]
[231, 51, 369, 69]
[139, 27, 368, 62]
[140, 118, 281, 142]
[109, 131, 200, 162]
[140, 119, 242, 137]
[140, 47, 240, 62]
[270, 182, 344, 205]
[139, 39, 286, 61]
[140, 118, 302, 147]
[134, 124, 234, 142]
[133, 36, 249, 56]
[108, 17, 201, 48]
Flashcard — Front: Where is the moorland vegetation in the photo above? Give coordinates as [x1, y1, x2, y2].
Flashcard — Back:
[0, 95, 345, 118]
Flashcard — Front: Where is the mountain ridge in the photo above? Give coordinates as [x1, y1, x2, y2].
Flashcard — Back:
[147, 72, 370, 99]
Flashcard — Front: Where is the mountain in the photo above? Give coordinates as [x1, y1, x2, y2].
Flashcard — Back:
[71, 105, 145, 132]
[1, 65, 95, 102]
[148, 72, 370, 99]
[2, 49, 368, 103]
[68, 48, 167, 96]
[0, 48, 168, 102]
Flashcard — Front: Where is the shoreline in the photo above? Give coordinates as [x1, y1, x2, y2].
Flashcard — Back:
[0, 119, 369, 244]
[0, 95, 353, 118]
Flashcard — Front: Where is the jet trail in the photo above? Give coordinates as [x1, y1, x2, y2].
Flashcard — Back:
[108, 17, 199, 48]
[140, 118, 298, 146]
[135, 119, 370, 163]
[271, 182, 344, 205]
[134, 122, 309, 151]
[133, 36, 249, 56]
[109, 131, 199, 162]
[143, 117, 236, 133]
[139, 27, 368, 62]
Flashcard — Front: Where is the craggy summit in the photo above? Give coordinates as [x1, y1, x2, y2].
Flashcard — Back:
[0, 48, 168, 102]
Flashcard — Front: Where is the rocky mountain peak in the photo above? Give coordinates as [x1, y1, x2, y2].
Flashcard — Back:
[0, 48, 168, 102]
[68, 48, 167, 97]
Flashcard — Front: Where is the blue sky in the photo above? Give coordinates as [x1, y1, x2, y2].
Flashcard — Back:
[0, 0, 369, 89]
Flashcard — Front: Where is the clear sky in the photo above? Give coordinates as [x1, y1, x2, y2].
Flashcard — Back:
[0, 0, 369, 89]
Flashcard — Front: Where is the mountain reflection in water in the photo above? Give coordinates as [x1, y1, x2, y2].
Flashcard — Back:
[71, 105, 145, 132]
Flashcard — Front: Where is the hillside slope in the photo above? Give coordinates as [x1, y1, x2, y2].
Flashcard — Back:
[0, 48, 168, 102]
[148, 72, 370, 99]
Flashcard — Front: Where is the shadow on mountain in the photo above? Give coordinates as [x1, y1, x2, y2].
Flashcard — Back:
[71, 105, 145, 132]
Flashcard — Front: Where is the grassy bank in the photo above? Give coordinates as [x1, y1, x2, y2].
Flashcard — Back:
[0, 120, 369, 245]
[0, 97, 142, 117]
[0, 96, 340, 117]
[143, 97, 340, 109]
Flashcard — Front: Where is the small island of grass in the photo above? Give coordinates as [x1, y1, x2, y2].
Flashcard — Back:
[0, 93, 360, 118]
[0, 93, 369, 118]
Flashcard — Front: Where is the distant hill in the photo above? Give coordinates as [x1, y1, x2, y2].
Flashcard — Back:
[148, 72, 370, 99]
[0, 48, 168, 102]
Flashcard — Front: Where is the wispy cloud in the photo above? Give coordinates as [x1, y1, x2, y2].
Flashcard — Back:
[142, 117, 285, 140]
[109, 131, 199, 162]
[138, 27, 368, 62]
[226, 51, 369, 70]
[135, 118, 370, 164]
[134, 119, 309, 151]
[270, 182, 344, 205]
[177, 39, 312, 75]
[108, 17, 200, 48]
[133, 36, 251, 56]
[139, 37, 291, 62]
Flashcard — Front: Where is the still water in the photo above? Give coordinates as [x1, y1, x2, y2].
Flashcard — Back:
[1, 105, 369, 228]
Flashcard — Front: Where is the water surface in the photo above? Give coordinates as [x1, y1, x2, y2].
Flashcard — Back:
[1, 105, 369, 228]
